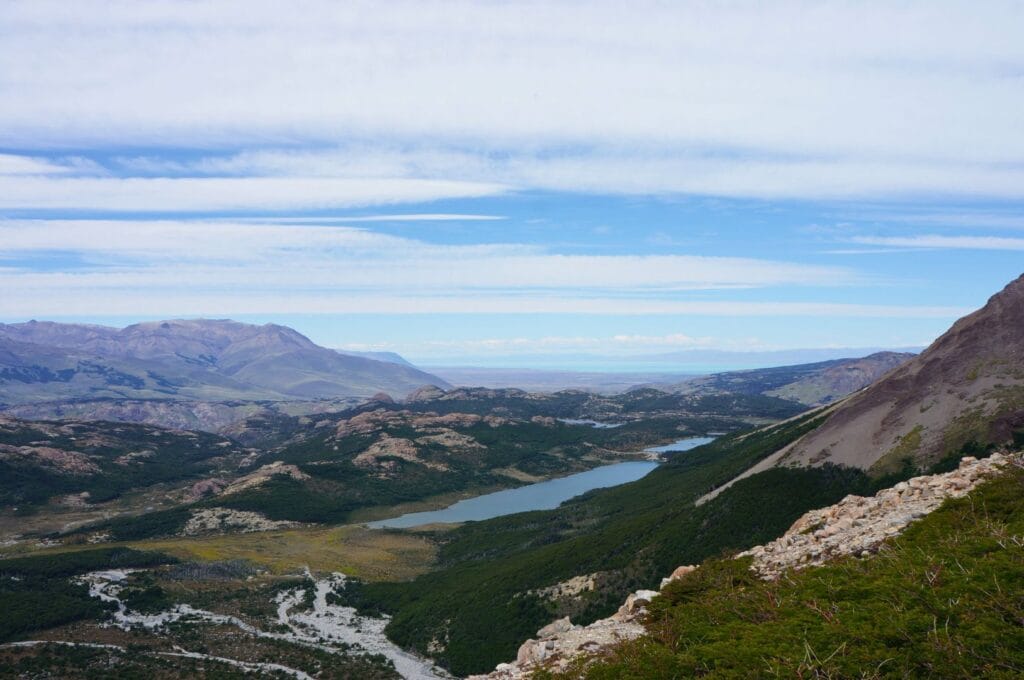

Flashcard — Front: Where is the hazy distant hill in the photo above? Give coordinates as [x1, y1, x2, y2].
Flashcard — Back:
[669, 351, 914, 406]
[336, 349, 415, 367]
[0, 319, 448, 405]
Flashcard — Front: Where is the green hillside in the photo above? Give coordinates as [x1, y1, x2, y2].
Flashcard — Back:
[547, 464, 1024, 679]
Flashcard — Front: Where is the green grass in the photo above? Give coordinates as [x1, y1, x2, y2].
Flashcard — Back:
[546, 466, 1024, 679]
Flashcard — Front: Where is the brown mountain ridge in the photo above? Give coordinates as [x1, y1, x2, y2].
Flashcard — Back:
[705, 273, 1024, 499]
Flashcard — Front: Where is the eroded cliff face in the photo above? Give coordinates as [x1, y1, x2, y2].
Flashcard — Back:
[474, 451, 1021, 679]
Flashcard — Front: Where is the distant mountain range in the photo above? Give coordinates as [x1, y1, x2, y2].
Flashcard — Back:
[336, 349, 415, 367]
[424, 346, 924, 375]
[0, 319, 449, 406]
[427, 367, 700, 394]
[630, 347, 924, 367]
[667, 351, 915, 407]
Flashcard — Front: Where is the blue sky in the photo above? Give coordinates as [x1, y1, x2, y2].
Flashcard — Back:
[1, 2, 1022, 369]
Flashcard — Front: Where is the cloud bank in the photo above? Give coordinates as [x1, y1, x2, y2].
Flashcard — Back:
[1, 1, 1022, 203]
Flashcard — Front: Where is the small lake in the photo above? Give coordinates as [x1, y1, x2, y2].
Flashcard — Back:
[643, 436, 716, 455]
[368, 436, 714, 529]
[367, 461, 658, 529]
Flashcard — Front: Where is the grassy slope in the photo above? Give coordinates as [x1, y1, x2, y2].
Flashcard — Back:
[553, 465, 1024, 679]
[132, 524, 437, 580]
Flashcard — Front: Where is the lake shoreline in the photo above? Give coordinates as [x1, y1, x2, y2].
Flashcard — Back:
[367, 436, 716, 530]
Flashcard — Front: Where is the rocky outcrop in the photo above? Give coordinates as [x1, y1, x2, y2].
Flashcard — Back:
[0, 443, 99, 475]
[187, 478, 228, 500]
[221, 461, 310, 495]
[182, 508, 299, 535]
[740, 451, 1020, 578]
[352, 434, 448, 472]
[530, 573, 598, 601]
[414, 430, 484, 451]
[474, 452, 1020, 678]
[406, 385, 448, 402]
[334, 409, 507, 439]
[469, 597, 650, 680]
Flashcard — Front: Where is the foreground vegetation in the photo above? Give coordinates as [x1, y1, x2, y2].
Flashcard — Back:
[550, 465, 1024, 679]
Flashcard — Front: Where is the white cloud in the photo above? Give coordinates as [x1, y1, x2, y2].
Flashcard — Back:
[0, 219, 854, 297]
[6, 146, 1024, 212]
[0, 290, 969, 319]
[851, 234, 1024, 251]
[0, 153, 100, 176]
[0, 176, 506, 211]
[340, 333, 718, 356]
[0, 2, 1021, 200]
[854, 211, 1024, 231]
[0, 218, 942, 318]
[272, 214, 504, 223]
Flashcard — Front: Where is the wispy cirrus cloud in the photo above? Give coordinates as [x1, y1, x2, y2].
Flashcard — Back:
[850, 234, 1024, 251]
[0, 220, 856, 300]
[0, 218, 968, 321]
[1, 1, 1022, 202]
[339, 333, 719, 356]
[6, 147, 1024, 214]
[0, 291, 970, 319]
[0, 153, 103, 177]
[0, 176, 506, 212]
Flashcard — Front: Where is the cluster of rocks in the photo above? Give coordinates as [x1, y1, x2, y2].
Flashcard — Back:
[529, 573, 598, 601]
[353, 434, 447, 472]
[473, 452, 1019, 678]
[740, 451, 1019, 578]
[182, 508, 299, 535]
[220, 461, 310, 495]
[469, 594, 655, 680]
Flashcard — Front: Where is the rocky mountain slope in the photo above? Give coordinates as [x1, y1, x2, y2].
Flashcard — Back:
[0, 318, 448, 406]
[476, 450, 1023, 678]
[670, 351, 913, 406]
[706, 274, 1024, 496]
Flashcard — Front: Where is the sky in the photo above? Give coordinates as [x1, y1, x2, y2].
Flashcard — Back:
[1, 1, 1022, 370]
